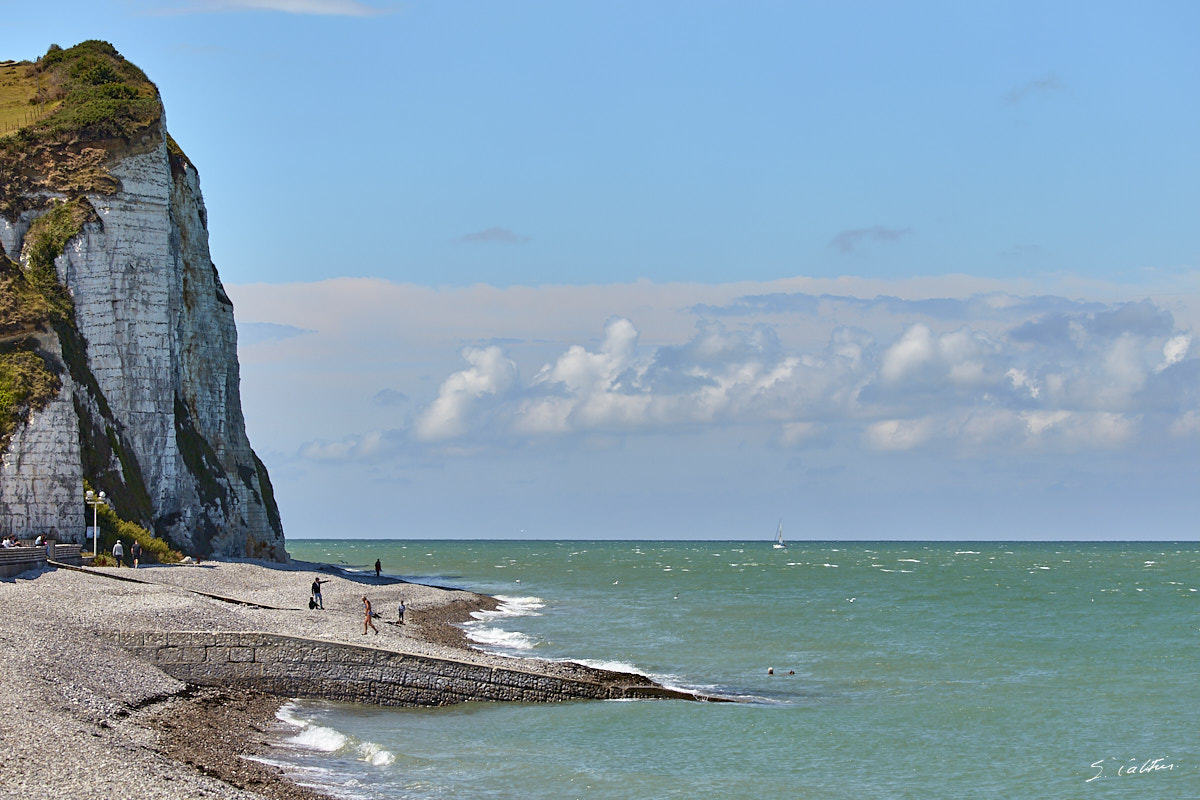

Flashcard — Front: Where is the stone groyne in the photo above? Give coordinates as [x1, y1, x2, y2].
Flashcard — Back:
[112, 629, 710, 707]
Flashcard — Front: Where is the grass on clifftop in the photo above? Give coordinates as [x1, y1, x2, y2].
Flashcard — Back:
[4, 40, 159, 141]
[0, 59, 56, 134]
[0, 41, 163, 214]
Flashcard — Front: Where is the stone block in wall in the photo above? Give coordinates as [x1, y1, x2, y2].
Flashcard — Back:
[165, 631, 208, 648]
[179, 646, 206, 662]
[208, 632, 249, 647]
[205, 646, 229, 662]
[118, 631, 145, 647]
[143, 631, 168, 647]
[229, 646, 254, 662]
[157, 647, 183, 663]
[228, 662, 264, 679]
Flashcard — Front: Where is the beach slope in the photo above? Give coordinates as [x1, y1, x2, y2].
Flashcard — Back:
[0, 559, 699, 799]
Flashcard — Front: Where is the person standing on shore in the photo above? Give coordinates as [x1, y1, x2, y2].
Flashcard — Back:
[374, 559, 381, 578]
[311, 578, 328, 609]
[131, 540, 142, 569]
[112, 539, 123, 567]
[397, 598, 405, 625]
[362, 596, 379, 635]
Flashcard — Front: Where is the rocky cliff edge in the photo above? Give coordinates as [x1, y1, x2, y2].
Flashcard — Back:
[0, 41, 286, 560]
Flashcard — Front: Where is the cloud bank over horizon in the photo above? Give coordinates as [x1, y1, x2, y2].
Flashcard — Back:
[231, 273, 1200, 464]
[223, 270, 1200, 539]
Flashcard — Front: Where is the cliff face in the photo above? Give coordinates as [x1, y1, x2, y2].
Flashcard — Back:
[0, 42, 285, 560]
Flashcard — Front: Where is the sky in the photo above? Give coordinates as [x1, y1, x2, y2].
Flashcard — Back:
[7, 1, 1200, 541]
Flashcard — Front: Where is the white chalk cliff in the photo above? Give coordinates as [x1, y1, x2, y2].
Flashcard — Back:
[0, 45, 285, 560]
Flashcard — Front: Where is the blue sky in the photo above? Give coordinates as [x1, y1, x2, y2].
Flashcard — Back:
[8, 1, 1200, 540]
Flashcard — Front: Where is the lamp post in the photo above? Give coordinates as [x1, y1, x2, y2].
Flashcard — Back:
[85, 489, 106, 558]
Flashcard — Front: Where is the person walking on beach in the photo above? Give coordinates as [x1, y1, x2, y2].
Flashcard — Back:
[396, 598, 405, 625]
[311, 578, 328, 609]
[112, 540, 123, 567]
[374, 558, 382, 578]
[131, 540, 142, 569]
[362, 596, 379, 635]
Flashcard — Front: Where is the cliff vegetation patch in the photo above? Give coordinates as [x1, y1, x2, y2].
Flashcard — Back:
[22, 197, 96, 318]
[0, 40, 162, 215]
[0, 348, 60, 450]
[0, 251, 61, 451]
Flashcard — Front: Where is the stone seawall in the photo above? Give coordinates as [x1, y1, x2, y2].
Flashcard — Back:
[0, 544, 83, 578]
[114, 630, 707, 707]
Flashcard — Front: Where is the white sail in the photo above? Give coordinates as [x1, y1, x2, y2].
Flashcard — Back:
[773, 520, 786, 549]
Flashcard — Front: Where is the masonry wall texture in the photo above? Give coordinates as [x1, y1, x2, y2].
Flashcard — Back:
[0, 116, 285, 560]
[114, 630, 704, 707]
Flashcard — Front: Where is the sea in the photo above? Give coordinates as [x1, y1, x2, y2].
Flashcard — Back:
[266, 539, 1198, 799]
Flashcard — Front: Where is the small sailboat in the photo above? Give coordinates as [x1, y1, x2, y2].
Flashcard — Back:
[772, 519, 786, 549]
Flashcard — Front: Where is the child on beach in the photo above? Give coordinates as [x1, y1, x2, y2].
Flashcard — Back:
[362, 596, 379, 635]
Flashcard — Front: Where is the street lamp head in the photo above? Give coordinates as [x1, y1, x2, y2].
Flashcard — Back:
[86, 489, 94, 501]
[99, 491, 106, 501]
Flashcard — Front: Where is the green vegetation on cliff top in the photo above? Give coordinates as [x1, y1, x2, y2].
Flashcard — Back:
[1, 40, 159, 141]
[1, 41, 163, 213]
[0, 41, 158, 451]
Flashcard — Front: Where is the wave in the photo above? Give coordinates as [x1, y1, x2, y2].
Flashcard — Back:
[464, 626, 538, 650]
[275, 701, 396, 765]
[461, 595, 546, 652]
[471, 595, 545, 620]
[569, 657, 647, 676]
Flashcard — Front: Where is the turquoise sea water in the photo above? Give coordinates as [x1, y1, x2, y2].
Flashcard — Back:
[271, 540, 1199, 799]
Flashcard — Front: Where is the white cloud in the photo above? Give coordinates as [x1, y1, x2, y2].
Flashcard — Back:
[226, 274, 1200, 464]
[1158, 334, 1191, 373]
[865, 418, 935, 451]
[1006, 368, 1040, 399]
[299, 430, 388, 461]
[1169, 410, 1200, 437]
[415, 346, 518, 441]
[1021, 410, 1136, 449]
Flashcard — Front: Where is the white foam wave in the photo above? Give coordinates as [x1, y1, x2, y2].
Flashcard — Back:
[571, 657, 648, 676]
[276, 701, 349, 753]
[466, 626, 538, 650]
[357, 741, 396, 766]
[287, 724, 348, 752]
[275, 701, 305, 728]
[473, 595, 545, 620]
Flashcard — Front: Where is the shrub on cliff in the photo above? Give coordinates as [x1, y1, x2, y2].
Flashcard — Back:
[87, 481, 184, 565]
[0, 350, 59, 448]
[0, 252, 61, 451]
[21, 197, 95, 319]
[32, 41, 159, 142]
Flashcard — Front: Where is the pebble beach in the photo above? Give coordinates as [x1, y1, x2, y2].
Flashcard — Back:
[0, 558, 521, 799]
